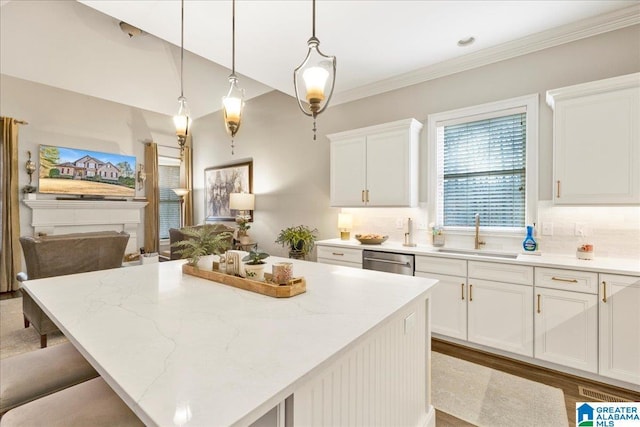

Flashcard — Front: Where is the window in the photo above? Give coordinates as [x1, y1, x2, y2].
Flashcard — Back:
[428, 94, 538, 232]
[158, 157, 181, 240]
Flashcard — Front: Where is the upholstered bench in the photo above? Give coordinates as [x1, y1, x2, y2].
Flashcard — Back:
[0, 342, 99, 416]
[0, 377, 143, 427]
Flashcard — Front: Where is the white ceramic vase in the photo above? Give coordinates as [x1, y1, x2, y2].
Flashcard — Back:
[244, 263, 265, 281]
[196, 254, 215, 270]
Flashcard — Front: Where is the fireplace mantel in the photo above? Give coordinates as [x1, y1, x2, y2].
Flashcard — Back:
[23, 199, 147, 254]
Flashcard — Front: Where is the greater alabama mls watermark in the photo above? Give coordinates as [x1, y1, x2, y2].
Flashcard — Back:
[577, 402, 640, 427]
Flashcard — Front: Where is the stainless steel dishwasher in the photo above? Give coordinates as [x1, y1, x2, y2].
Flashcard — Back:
[362, 250, 415, 276]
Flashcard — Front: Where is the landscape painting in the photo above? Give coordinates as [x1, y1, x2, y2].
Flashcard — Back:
[38, 145, 136, 197]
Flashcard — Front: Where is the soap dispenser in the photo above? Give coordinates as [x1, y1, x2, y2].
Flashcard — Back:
[522, 225, 537, 252]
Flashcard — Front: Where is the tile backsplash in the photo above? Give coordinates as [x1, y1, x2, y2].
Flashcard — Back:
[341, 202, 640, 261]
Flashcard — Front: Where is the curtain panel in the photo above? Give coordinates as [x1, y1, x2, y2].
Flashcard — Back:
[144, 142, 160, 254]
[1, 117, 22, 292]
[182, 137, 193, 227]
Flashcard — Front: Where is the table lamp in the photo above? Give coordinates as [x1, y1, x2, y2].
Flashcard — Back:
[338, 213, 353, 240]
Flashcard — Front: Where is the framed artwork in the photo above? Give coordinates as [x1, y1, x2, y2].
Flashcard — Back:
[205, 160, 253, 221]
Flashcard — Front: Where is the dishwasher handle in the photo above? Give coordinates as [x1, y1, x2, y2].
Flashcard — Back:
[363, 257, 411, 267]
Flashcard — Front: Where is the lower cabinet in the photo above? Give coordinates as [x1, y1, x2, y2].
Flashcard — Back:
[416, 272, 467, 340]
[534, 287, 598, 373]
[316, 245, 363, 268]
[467, 279, 534, 357]
[599, 273, 640, 384]
[467, 261, 534, 358]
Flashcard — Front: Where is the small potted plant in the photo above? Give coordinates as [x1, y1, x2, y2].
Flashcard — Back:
[275, 225, 318, 259]
[22, 185, 36, 200]
[235, 214, 252, 244]
[172, 227, 232, 268]
[242, 250, 269, 281]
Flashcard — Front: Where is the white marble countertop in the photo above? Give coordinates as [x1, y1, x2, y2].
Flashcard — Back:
[21, 258, 437, 427]
[317, 239, 640, 275]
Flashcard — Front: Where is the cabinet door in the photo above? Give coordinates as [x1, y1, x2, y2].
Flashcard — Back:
[330, 137, 367, 206]
[366, 129, 415, 206]
[416, 272, 466, 340]
[599, 274, 640, 384]
[467, 279, 533, 357]
[534, 288, 597, 373]
[553, 86, 640, 204]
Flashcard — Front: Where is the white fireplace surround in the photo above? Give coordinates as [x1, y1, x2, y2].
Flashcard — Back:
[23, 199, 147, 254]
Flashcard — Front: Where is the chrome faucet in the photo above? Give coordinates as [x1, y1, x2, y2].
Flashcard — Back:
[474, 213, 486, 249]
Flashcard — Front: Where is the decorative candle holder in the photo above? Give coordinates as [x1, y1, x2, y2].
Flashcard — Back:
[272, 262, 293, 284]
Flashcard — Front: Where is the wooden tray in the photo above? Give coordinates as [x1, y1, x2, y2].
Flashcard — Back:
[182, 264, 306, 298]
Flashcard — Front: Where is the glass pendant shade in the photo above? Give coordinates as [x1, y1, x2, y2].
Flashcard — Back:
[223, 75, 245, 138]
[294, 37, 336, 117]
[173, 96, 191, 139]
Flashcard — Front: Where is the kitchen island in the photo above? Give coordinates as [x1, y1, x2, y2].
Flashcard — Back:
[21, 258, 438, 426]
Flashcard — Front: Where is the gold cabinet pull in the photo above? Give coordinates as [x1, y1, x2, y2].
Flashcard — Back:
[332, 252, 344, 256]
[537, 294, 541, 314]
[366, 189, 370, 203]
[556, 180, 561, 198]
[461, 283, 465, 300]
[469, 284, 473, 302]
[602, 281, 607, 303]
[551, 276, 578, 283]
[361, 190, 365, 203]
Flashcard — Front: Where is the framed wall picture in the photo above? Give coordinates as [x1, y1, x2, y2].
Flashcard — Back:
[205, 160, 252, 221]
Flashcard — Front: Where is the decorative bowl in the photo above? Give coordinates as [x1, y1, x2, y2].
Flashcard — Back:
[355, 234, 388, 245]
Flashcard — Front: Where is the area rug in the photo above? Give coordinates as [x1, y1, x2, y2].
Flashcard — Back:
[1, 298, 67, 359]
[432, 351, 569, 427]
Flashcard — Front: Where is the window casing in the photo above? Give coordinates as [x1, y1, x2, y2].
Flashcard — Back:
[427, 94, 538, 234]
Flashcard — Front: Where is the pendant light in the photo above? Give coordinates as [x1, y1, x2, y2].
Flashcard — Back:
[173, 0, 191, 158]
[293, 0, 336, 140]
[222, 0, 245, 155]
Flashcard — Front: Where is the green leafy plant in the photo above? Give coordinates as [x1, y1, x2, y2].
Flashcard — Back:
[171, 227, 232, 266]
[275, 225, 318, 258]
[242, 250, 269, 265]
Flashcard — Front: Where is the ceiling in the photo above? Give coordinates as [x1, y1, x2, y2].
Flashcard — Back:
[1, 0, 638, 120]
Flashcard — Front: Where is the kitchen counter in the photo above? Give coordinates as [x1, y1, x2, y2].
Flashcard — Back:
[21, 258, 437, 426]
[317, 239, 640, 275]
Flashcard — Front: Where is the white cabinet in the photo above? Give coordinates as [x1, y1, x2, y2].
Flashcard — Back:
[534, 268, 598, 373]
[317, 245, 362, 268]
[415, 256, 467, 340]
[467, 261, 534, 357]
[547, 73, 640, 205]
[599, 273, 640, 385]
[328, 119, 422, 207]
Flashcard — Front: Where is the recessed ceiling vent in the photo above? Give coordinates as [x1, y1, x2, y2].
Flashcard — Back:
[119, 21, 143, 38]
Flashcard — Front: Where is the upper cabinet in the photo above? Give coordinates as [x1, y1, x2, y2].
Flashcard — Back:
[328, 119, 423, 207]
[547, 73, 640, 205]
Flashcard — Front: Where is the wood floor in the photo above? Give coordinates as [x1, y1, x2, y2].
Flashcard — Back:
[433, 338, 640, 427]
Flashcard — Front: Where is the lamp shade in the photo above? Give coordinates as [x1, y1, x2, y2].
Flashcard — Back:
[229, 193, 255, 211]
[338, 213, 353, 230]
[172, 188, 189, 197]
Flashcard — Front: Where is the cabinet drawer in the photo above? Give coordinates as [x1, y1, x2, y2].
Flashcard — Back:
[317, 246, 363, 265]
[468, 261, 533, 286]
[535, 267, 598, 294]
[415, 256, 466, 276]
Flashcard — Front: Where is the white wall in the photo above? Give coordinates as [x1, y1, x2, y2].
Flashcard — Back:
[0, 74, 176, 252]
[192, 25, 640, 260]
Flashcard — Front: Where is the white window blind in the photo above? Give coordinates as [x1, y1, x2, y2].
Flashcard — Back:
[158, 164, 181, 239]
[436, 110, 526, 228]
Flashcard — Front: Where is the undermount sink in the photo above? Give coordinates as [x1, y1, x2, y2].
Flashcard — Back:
[436, 248, 519, 259]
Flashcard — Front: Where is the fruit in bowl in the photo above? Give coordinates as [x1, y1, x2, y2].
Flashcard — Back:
[355, 234, 388, 245]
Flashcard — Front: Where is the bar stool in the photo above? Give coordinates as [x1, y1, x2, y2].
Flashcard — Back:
[0, 342, 99, 416]
[0, 377, 143, 427]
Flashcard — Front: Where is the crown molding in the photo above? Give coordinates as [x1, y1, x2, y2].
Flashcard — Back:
[332, 5, 640, 106]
